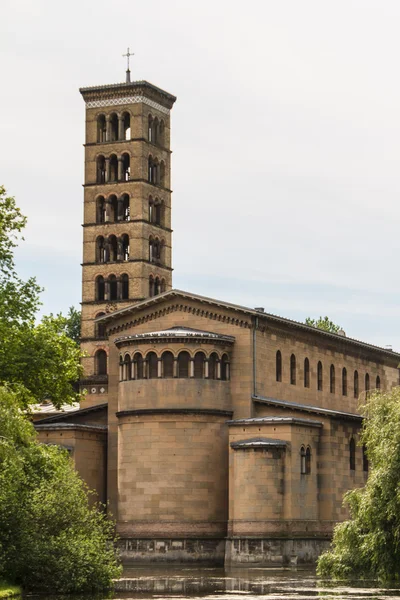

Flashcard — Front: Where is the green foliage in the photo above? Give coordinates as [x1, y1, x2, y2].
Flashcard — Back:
[0, 581, 22, 598]
[0, 388, 121, 593]
[63, 306, 81, 344]
[317, 387, 400, 580]
[0, 188, 82, 408]
[305, 316, 342, 333]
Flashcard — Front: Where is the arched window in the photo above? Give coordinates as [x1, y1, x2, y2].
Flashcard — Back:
[148, 155, 155, 183]
[96, 196, 106, 223]
[133, 352, 143, 380]
[300, 446, 306, 474]
[96, 155, 106, 184]
[95, 350, 107, 376]
[108, 235, 118, 262]
[194, 352, 205, 379]
[120, 234, 129, 261]
[349, 438, 356, 471]
[154, 277, 161, 296]
[109, 154, 118, 182]
[304, 357, 310, 388]
[147, 352, 158, 379]
[122, 153, 130, 181]
[354, 370, 359, 399]
[153, 117, 159, 144]
[155, 200, 163, 225]
[330, 364, 335, 394]
[95, 312, 106, 338]
[365, 373, 370, 394]
[290, 354, 296, 385]
[317, 361, 323, 391]
[96, 236, 106, 263]
[160, 161, 165, 187]
[162, 351, 174, 378]
[342, 367, 347, 396]
[122, 112, 131, 140]
[108, 275, 117, 301]
[276, 351, 282, 382]
[376, 375, 381, 390]
[97, 115, 106, 143]
[96, 276, 105, 301]
[123, 354, 131, 381]
[362, 445, 369, 472]
[109, 113, 118, 141]
[221, 354, 229, 381]
[121, 274, 129, 300]
[149, 275, 154, 297]
[209, 352, 218, 380]
[306, 447, 311, 474]
[178, 351, 190, 378]
[148, 115, 154, 142]
[119, 194, 130, 222]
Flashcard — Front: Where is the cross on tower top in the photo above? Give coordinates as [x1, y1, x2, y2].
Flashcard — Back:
[123, 47, 134, 83]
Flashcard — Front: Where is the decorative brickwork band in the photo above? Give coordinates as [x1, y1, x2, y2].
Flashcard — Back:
[85, 95, 170, 114]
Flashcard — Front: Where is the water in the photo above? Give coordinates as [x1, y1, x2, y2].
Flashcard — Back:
[113, 566, 400, 599]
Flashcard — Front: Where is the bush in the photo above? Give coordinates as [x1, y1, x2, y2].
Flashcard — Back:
[0, 388, 121, 592]
[317, 386, 400, 580]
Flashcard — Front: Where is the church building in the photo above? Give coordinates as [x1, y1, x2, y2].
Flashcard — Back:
[34, 71, 400, 566]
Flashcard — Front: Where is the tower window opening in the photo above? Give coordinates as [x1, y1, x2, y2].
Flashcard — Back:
[96, 156, 106, 184]
[122, 112, 131, 140]
[148, 115, 153, 142]
[97, 115, 106, 143]
[95, 349, 107, 376]
[133, 352, 144, 380]
[154, 276, 161, 296]
[354, 370, 359, 398]
[305, 447, 311, 474]
[108, 275, 118, 301]
[290, 354, 296, 385]
[96, 236, 106, 263]
[365, 373, 370, 395]
[109, 113, 118, 141]
[147, 351, 158, 379]
[109, 154, 118, 182]
[317, 361, 323, 391]
[108, 235, 118, 262]
[330, 364, 335, 394]
[162, 351, 174, 378]
[121, 195, 130, 221]
[122, 153, 130, 181]
[304, 357, 310, 388]
[177, 351, 190, 378]
[300, 446, 306, 474]
[96, 276, 105, 301]
[123, 354, 131, 381]
[276, 350, 282, 382]
[121, 274, 129, 300]
[120, 234, 129, 261]
[108, 195, 118, 222]
[96, 196, 106, 224]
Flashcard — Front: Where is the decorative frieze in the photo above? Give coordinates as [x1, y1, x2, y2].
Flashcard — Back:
[85, 95, 170, 115]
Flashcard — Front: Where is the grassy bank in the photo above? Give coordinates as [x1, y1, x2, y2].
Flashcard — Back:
[0, 582, 22, 598]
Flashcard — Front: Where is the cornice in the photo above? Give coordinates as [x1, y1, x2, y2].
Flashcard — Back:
[83, 179, 172, 193]
[81, 260, 173, 271]
[80, 81, 176, 112]
[116, 408, 233, 419]
[84, 139, 172, 154]
[82, 220, 172, 233]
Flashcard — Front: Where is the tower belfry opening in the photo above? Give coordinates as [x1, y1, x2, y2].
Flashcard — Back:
[79, 74, 176, 403]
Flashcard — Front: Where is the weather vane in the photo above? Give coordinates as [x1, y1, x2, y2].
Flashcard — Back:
[123, 47, 134, 83]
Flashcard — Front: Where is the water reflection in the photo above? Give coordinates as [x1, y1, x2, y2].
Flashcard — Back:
[114, 567, 400, 599]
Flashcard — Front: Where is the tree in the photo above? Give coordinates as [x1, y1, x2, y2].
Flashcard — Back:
[0, 386, 121, 592]
[317, 387, 400, 580]
[305, 316, 342, 334]
[63, 306, 81, 344]
[0, 188, 82, 408]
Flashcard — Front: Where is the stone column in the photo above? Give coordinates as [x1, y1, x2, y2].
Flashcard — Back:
[117, 197, 124, 221]
[105, 200, 111, 223]
[119, 363, 123, 381]
[105, 115, 111, 142]
[189, 358, 194, 378]
[118, 115, 124, 140]
[122, 362, 127, 381]
[157, 358, 162, 378]
[217, 360, 221, 380]
[105, 157, 110, 183]
[204, 359, 209, 379]
[173, 358, 178, 378]
[131, 361, 135, 380]
[118, 157, 123, 181]
[143, 359, 148, 379]
[104, 279, 110, 301]
[117, 238, 123, 262]
[117, 277, 122, 299]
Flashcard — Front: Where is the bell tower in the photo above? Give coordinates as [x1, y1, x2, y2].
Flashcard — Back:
[79, 74, 176, 404]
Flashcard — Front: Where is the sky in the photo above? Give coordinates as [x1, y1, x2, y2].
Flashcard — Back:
[1, 0, 399, 349]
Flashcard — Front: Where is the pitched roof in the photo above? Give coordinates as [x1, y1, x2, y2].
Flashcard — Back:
[97, 289, 400, 359]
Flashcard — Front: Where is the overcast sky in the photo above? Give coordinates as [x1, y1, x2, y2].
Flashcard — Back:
[1, 0, 399, 349]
